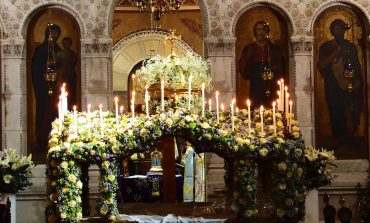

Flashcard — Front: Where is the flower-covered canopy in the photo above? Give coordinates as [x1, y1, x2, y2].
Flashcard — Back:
[45, 106, 335, 223]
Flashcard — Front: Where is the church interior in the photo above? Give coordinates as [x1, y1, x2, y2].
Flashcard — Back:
[1, 0, 370, 222]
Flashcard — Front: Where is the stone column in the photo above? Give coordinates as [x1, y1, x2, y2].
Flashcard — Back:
[80, 39, 113, 111]
[291, 35, 318, 223]
[204, 37, 236, 198]
[1, 39, 27, 155]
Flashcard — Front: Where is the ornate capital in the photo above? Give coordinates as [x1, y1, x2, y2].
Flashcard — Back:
[291, 36, 314, 54]
[1, 39, 25, 58]
[81, 39, 112, 57]
[205, 37, 236, 57]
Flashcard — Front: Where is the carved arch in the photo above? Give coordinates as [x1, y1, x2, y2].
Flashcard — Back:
[112, 29, 195, 92]
[231, 2, 294, 37]
[20, 3, 85, 39]
[310, 1, 370, 35]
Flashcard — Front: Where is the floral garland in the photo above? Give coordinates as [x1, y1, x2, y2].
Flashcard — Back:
[45, 106, 335, 223]
[136, 52, 211, 91]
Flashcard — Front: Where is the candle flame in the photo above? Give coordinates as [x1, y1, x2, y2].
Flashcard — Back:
[289, 100, 293, 105]
[209, 99, 211, 105]
[272, 101, 276, 107]
[115, 97, 118, 103]
[73, 105, 77, 111]
[216, 91, 219, 96]
[247, 99, 251, 107]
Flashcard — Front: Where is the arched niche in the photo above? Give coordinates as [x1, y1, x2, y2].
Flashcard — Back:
[234, 4, 292, 109]
[313, 3, 369, 159]
[112, 29, 195, 109]
[26, 7, 81, 163]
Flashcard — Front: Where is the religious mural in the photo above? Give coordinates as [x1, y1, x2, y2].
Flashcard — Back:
[27, 8, 81, 162]
[314, 6, 368, 159]
[235, 6, 289, 109]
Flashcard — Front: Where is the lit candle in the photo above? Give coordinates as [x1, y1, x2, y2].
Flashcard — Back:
[120, 106, 123, 114]
[58, 102, 62, 135]
[132, 74, 136, 90]
[131, 91, 135, 118]
[73, 105, 78, 136]
[247, 99, 251, 137]
[289, 100, 293, 132]
[145, 85, 149, 118]
[208, 99, 212, 112]
[221, 103, 224, 112]
[115, 97, 119, 125]
[272, 101, 276, 137]
[281, 79, 285, 111]
[87, 104, 91, 139]
[201, 83, 205, 117]
[285, 92, 289, 117]
[231, 98, 235, 131]
[260, 105, 264, 135]
[161, 80, 165, 112]
[99, 104, 103, 137]
[188, 74, 192, 111]
[216, 91, 219, 124]
[236, 107, 239, 114]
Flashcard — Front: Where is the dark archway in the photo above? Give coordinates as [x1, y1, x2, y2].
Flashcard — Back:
[313, 3, 369, 159]
[235, 4, 292, 109]
[26, 7, 81, 163]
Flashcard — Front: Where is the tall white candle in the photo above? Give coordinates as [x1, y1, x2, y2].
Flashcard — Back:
[115, 97, 119, 125]
[161, 80, 165, 112]
[201, 83, 205, 117]
[99, 104, 103, 137]
[231, 98, 235, 131]
[87, 104, 91, 139]
[285, 92, 289, 116]
[188, 75, 192, 111]
[247, 99, 251, 137]
[272, 101, 276, 137]
[145, 85, 149, 118]
[73, 105, 78, 136]
[131, 91, 135, 118]
[216, 91, 219, 124]
[289, 100, 293, 132]
[58, 102, 62, 135]
[208, 99, 212, 112]
[260, 105, 264, 135]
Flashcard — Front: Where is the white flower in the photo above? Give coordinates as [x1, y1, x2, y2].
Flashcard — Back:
[3, 174, 12, 184]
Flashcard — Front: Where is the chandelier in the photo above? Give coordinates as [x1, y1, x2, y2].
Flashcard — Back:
[129, 0, 183, 21]
[44, 23, 58, 96]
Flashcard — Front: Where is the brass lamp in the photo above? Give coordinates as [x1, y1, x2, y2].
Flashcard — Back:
[44, 23, 58, 96]
[260, 22, 273, 96]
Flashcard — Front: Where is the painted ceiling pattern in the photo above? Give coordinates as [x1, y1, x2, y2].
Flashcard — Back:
[1, 0, 370, 39]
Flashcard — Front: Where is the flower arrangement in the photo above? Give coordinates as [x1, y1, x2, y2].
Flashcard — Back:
[0, 149, 34, 193]
[46, 105, 334, 223]
[304, 146, 336, 189]
[136, 52, 211, 91]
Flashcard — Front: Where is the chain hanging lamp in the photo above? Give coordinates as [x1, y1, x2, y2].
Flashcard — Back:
[260, 22, 274, 97]
[44, 23, 58, 96]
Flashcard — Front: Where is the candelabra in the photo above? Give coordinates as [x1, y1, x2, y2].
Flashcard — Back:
[129, 0, 183, 21]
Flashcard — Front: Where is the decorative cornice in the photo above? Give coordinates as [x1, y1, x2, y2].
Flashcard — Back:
[205, 37, 236, 57]
[81, 39, 112, 57]
[290, 35, 314, 54]
[1, 39, 24, 58]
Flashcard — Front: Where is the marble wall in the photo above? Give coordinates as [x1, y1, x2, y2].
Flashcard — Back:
[1, 0, 370, 222]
